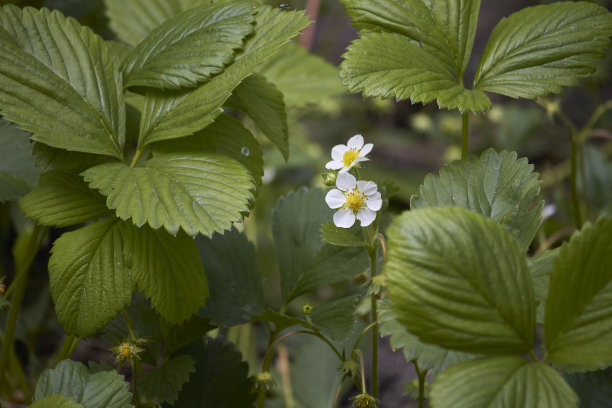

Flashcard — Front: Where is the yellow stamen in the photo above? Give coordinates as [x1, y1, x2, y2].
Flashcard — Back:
[345, 191, 365, 211]
[343, 148, 359, 167]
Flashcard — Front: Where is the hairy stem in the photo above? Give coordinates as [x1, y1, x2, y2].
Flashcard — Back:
[55, 334, 79, 366]
[414, 360, 427, 408]
[368, 243, 379, 399]
[569, 128, 583, 228]
[130, 148, 144, 168]
[461, 112, 469, 159]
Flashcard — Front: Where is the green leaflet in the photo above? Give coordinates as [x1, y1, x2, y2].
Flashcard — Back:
[122, 2, 255, 90]
[140, 355, 196, 404]
[31, 394, 84, 408]
[386, 207, 535, 355]
[227, 72, 289, 160]
[0, 6, 125, 158]
[20, 171, 111, 227]
[340, 33, 491, 113]
[320, 222, 368, 247]
[273, 188, 368, 305]
[410, 149, 543, 253]
[430, 356, 578, 408]
[196, 228, 265, 327]
[0, 118, 38, 202]
[474, 2, 612, 99]
[528, 248, 559, 325]
[137, 6, 310, 146]
[82, 153, 254, 237]
[32, 142, 106, 174]
[34, 360, 133, 408]
[545, 217, 612, 371]
[565, 368, 612, 408]
[310, 295, 359, 342]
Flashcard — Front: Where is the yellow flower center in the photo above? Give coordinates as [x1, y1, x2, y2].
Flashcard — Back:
[342, 148, 359, 167]
[118, 343, 133, 359]
[345, 191, 365, 211]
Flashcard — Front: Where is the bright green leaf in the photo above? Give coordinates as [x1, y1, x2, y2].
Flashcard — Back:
[153, 114, 264, 187]
[386, 207, 535, 355]
[430, 356, 578, 408]
[34, 360, 133, 408]
[32, 142, 105, 174]
[31, 394, 84, 408]
[474, 2, 612, 99]
[545, 217, 612, 371]
[320, 222, 368, 247]
[137, 6, 309, 146]
[566, 368, 612, 408]
[123, 2, 255, 90]
[196, 228, 264, 326]
[528, 248, 559, 324]
[174, 337, 256, 408]
[228, 73, 289, 159]
[20, 171, 111, 227]
[49, 218, 133, 337]
[273, 188, 368, 305]
[378, 300, 479, 374]
[340, 33, 491, 113]
[82, 153, 254, 237]
[0, 118, 38, 202]
[0, 6, 125, 157]
[140, 355, 195, 404]
[411, 149, 543, 253]
[310, 295, 359, 342]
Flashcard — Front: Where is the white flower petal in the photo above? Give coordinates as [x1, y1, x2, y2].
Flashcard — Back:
[359, 143, 373, 157]
[336, 172, 356, 191]
[357, 180, 378, 196]
[347, 134, 364, 150]
[333, 208, 356, 228]
[365, 192, 382, 211]
[356, 208, 376, 226]
[331, 145, 348, 162]
[353, 156, 369, 165]
[325, 189, 346, 209]
[325, 160, 343, 170]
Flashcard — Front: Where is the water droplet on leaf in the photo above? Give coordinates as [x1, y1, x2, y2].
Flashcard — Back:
[241, 146, 250, 157]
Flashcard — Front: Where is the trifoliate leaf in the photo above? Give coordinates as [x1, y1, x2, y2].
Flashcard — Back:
[82, 153, 254, 237]
[411, 149, 543, 253]
[273, 188, 368, 305]
[474, 2, 612, 99]
[528, 248, 559, 325]
[320, 222, 368, 247]
[378, 300, 479, 375]
[49, 218, 133, 337]
[20, 171, 111, 227]
[32, 142, 105, 174]
[122, 2, 255, 90]
[340, 33, 491, 113]
[310, 295, 359, 342]
[140, 355, 195, 404]
[545, 217, 612, 371]
[430, 356, 578, 408]
[34, 360, 133, 408]
[174, 337, 256, 408]
[386, 207, 535, 355]
[0, 118, 38, 202]
[137, 6, 309, 146]
[30, 394, 84, 408]
[0, 6, 125, 157]
[228, 73, 289, 159]
[565, 368, 612, 408]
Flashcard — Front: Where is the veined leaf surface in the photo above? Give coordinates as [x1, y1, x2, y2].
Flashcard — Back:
[0, 118, 38, 201]
[31, 395, 83, 408]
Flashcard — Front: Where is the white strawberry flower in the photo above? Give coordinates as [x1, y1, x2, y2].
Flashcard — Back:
[325, 172, 382, 228]
[325, 134, 373, 173]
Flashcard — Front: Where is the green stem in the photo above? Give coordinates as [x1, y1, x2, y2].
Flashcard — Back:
[0, 225, 45, 389]
[529, 350, 539, 363]
[350, 322, 377, 358]
[578, 99, 612, 142]
[55, 334, 79, 365]
[461, 112, 469, 159]
[256, 329, 279, 408]
[130, 148, 144, 168]
[368, 244, 379, 399]
[331, 373, 350, 408]
[569, 128, 583, 229]
[414, 360, 426, 408]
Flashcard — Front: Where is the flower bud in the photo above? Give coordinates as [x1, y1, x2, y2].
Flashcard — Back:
[255, 371, 275, 390]
[321, 171, 337, 186]
[301, 303, 312, 316]
[351, 393, 378, 408]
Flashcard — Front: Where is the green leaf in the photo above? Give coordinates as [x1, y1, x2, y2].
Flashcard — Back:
[545, 217, 612, 371]
[31, 394, 84, 408]
[566, 368, 612, 408]
[20, 171, 111, 227]
[528, 248, 559, 325]
[196, 228, 264, 326]
[430, 356, 578, 408]
[339, 0, 482, 77]
[386, 207, 535, 355]
[32, 142, 105, 174]
[340, 33, 491, 113]
[34, 360, 133, 408]
[310, 295, 359, 342]
[153, 114, 264, 187]
[137, 6, 309, 146]
[49, 218, 133, 337]
[0, 6, 125, 158]
[411, 149, 543, 253]
[82, 153, 254, 237]
[162, 315, 215, 357]
[228, 73, 289, 159]
[0, 118, 38, 202]
[273, 187, 368, 304]
[258, 42, 343, 108]
[140, 355, 195, 404]
[123, 2, 255, 90]
[174, 337, 256, 408]
[474, 2, 612, 99]
[378, 300, 479, 374]
[252, 309, 304, 332]
[320, 222, 368, 247]
[0, 295, 10, 312]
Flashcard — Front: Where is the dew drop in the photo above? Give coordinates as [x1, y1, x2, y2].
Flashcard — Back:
[241, 146, 250, 157]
